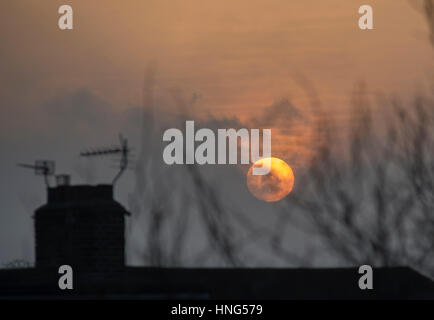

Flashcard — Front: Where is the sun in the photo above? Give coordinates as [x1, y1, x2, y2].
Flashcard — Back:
[246, 157, 294, 202]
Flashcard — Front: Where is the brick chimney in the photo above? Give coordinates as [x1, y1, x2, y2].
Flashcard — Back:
[34, 185, 128, 272]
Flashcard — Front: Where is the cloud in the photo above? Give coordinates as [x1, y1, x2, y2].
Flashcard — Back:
[0, 83, 313, 267]
[251, 98, 303, 129]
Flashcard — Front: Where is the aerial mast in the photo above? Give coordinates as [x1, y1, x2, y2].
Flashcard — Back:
[80, 134, 131, 186]
[17, 160, 56, 187]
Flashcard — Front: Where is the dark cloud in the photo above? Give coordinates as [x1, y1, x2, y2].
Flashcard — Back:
[0, 85, 314, 267]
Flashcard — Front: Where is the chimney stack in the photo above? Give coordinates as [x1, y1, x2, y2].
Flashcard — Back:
[34, 184, 128, 272]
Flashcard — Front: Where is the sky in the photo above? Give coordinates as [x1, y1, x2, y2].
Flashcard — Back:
[0, 0, 433, 266]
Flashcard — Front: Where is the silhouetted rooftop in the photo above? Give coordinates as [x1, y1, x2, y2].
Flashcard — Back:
[0, 267, 433, 299]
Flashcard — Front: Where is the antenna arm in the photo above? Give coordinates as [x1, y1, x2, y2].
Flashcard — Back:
[112, 160, 127, 185]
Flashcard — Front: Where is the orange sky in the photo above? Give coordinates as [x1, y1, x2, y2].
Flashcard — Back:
[0, 0, 433, 167]
[0, 0, 433, 265]
[1, 0, 433, 110]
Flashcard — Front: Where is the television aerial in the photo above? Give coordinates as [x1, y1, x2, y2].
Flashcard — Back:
[17, 160, 56, 187]
[80, 134, 132, 186]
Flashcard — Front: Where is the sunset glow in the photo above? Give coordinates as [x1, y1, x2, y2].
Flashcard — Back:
[247, 157, 294, 202]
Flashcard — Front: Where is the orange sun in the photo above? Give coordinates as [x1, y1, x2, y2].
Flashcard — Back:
[247, 157, 294, 202]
